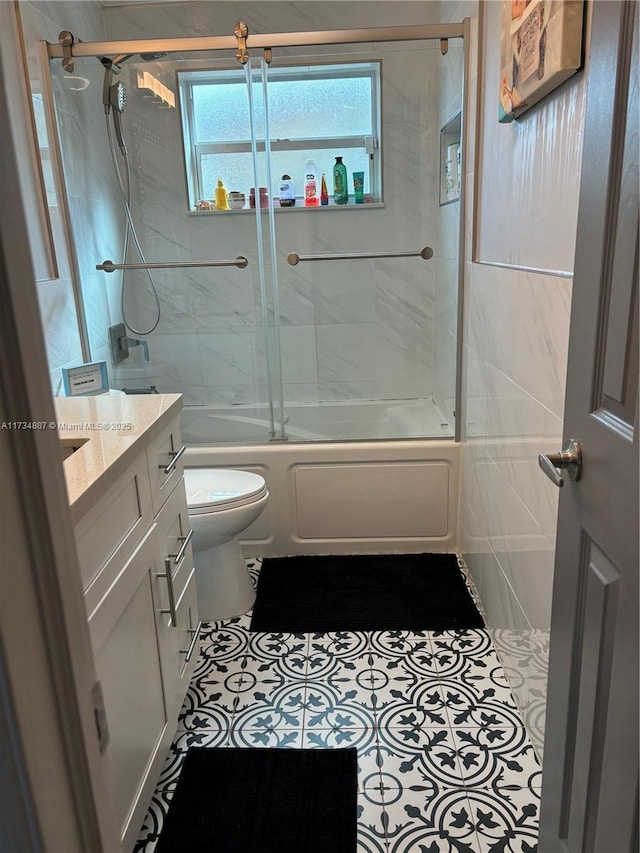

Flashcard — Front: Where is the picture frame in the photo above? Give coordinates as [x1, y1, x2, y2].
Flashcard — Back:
[499, 0, 585, 122]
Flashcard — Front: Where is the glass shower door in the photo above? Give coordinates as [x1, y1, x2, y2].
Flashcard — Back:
[48, 49, 287, 444]
[259, 38, 464, 441]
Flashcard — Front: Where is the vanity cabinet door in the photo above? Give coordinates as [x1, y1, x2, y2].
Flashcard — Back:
[89, 528, 169, 848]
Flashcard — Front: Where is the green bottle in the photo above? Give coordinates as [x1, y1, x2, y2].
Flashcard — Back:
[333, 156, 348, 205]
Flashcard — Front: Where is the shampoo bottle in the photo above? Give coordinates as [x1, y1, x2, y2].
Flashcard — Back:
[214, 177, 229, 210]
[278, 174, 296, 207]
[303, 159, 320, 206]
[333, 156, 348, 205]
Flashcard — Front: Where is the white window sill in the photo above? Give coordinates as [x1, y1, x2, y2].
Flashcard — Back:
[187, 200, 385, 216]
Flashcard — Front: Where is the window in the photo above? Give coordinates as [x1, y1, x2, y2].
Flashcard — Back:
[178, 62, 381, 209]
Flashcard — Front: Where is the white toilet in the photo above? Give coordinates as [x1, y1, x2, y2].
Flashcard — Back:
[184, 468, 268, 621]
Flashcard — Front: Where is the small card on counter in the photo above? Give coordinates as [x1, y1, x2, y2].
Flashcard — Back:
[62, 361, 109, 397]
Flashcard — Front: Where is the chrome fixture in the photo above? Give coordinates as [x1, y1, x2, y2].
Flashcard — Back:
[286, 246, 433, 265]
[121, 386, 159, 395]
[47, 23, 465, 65]
[58, 31, 76, 73]
[235, 21, 249, 65]
[539, 438, 583, 487]
[98, 257, 249, 272]
[108, 322, 149, 363]
[161, 445, 187, 476]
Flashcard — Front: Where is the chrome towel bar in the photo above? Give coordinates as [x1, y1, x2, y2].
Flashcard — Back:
[286, 246, 433, 265]
[96, 257, 249, 272]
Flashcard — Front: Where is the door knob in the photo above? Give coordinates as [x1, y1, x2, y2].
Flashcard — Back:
[538, 438, 582, 487]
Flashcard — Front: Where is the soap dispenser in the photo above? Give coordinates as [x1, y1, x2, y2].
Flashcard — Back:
[215, 178, 229, 210]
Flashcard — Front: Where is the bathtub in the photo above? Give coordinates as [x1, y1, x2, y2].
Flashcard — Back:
[182, 400, 459, 557]
[180, 398, 453, 444]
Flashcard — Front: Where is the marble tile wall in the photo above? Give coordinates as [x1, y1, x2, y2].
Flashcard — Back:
[102, 2, 454, 409]
[14, 0, 124, 392]
[450, 0, 586, 759]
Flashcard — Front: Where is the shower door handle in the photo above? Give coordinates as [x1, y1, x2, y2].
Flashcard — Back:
[97, 257, 249, 272]
[538, 438, 582, 488]
[287, 246, 433, 265]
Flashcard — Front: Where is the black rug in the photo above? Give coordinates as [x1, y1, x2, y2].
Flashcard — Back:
[155, 747, 357, 853]
[250, 553, 484, 633]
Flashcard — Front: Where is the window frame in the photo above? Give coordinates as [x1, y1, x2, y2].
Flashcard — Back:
[177, 60, 382, 209]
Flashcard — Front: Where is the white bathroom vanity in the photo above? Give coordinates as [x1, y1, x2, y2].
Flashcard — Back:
[56, 393, 198, 850]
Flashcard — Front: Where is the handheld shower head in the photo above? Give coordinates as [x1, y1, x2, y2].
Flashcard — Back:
[107, 80, 128, 156]
[110, 80, 127, 113]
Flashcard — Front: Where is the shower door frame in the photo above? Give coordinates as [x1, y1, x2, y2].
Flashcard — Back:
[45, 19, 470, 442]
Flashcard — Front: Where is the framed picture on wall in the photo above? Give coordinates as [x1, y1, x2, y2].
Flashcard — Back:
[499, 0, 585, 122]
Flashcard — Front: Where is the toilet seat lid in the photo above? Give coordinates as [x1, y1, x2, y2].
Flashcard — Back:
[184, 468, 267, 511]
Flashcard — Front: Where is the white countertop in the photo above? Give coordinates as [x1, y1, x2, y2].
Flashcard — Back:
[55, 393, 183, 522]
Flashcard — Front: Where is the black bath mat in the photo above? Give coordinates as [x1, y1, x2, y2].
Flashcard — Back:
[155, 747, 358, 853]
[250, 553, 484, 633]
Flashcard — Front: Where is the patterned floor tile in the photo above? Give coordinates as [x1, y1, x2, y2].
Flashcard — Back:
[306, 631, 375, 681]
[430, 629, 494, 659]
[384, 786, 482, 853]
[438, 677, 521, 728]
[357, 794, 390, 853]
[373, 682, 450, 729]
[230, 681, 307, 731]
[452, 727, 542, 792]
[228, 727, 303, 748]
[368, 630, 433, 658]
[304, 679, 378, 729]
[302, 723, 377, 752]
[177, 681, 236, 732]
[198, 620, 250, 661]
[243, 632, 308, 681]
[465, 787, 540, 852]
[377, 727, 465, 789]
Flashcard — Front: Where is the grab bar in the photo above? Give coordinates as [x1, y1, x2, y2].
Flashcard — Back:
[286, 246, 433, 265]
[96, 257, 249, 272]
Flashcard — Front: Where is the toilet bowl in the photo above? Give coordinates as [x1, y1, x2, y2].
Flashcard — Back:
[184, 468, 268, 621]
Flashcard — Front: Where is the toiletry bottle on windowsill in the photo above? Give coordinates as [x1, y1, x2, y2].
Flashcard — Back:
[320, 173, 329, 206]
[304, 159, 320, 206]
[333, 156, 348, 205]
[279, 174, 296, 206]
[214, 177, 229, 210]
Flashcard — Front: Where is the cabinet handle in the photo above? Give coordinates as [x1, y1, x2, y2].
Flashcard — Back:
[181, 621, 202, 663]
[168, 527, 193, 567]
[158, 558, 177, 627]
[160, 444, 186, 475]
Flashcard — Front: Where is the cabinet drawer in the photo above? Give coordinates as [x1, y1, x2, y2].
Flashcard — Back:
[154, 479, 193, 612]
[77, 452, 153, 594]
[159, 567, 200, 723]
[146, 418, 185, 516]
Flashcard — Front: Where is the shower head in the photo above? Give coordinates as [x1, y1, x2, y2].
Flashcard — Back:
[101, 51, 169, 156]
[104, 78, 128, 155]
[101, 51, 169, 113]
[110, 80, 127, 113]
